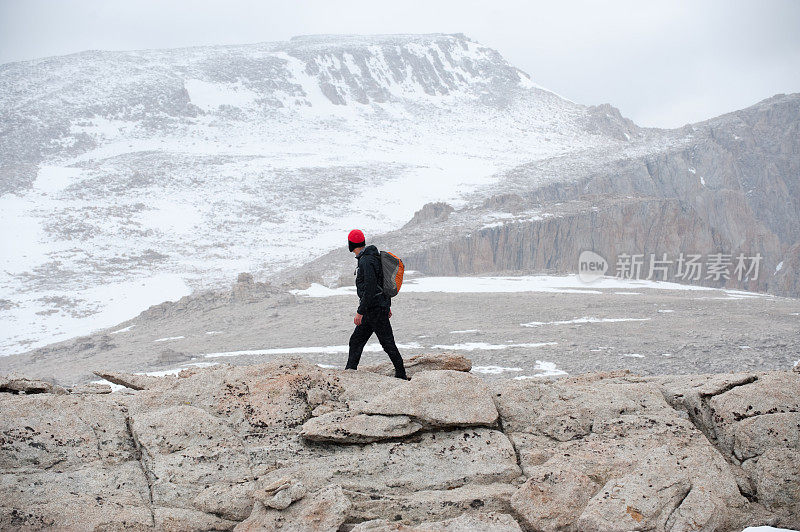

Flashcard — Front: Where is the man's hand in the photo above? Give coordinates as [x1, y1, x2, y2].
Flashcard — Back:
[354, 313, 363, 325]
[388, 310, 392, 318]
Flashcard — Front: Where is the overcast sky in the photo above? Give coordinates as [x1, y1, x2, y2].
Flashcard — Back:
[1, 0, 798, 128]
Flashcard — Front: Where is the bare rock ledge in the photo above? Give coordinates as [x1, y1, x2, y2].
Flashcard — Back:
[1, 355, 798, 531]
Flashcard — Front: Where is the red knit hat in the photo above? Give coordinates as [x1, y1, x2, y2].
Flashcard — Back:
[348, 229, 365, 251]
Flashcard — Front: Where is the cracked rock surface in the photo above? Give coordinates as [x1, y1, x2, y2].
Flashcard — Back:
[1, 356, 798, 530]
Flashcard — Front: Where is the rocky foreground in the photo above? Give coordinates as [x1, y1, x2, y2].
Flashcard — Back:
[1, 354, 799, 531]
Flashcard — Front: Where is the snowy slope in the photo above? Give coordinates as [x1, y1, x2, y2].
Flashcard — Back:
[0, 33, 647, 355]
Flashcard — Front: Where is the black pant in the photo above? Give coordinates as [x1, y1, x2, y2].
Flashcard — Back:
[346, 306, 407, 378]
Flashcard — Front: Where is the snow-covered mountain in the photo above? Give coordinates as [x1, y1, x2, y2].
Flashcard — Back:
[1, 33, 654, 355]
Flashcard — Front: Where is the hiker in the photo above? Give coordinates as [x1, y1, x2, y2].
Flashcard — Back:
[345, 229, 409, 380]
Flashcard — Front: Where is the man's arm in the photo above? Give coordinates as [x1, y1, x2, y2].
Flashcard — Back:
[357, 257, 379, 315]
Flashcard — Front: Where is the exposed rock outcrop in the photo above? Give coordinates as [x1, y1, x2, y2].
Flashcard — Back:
[402, 202, 455, 228]
[2, 355, 798, 530]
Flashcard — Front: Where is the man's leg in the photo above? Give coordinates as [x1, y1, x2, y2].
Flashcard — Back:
[346, 319, 374, 370]
[370, 307, 408, 379]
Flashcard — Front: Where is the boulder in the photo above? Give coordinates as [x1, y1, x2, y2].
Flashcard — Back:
[301, 411, 422, 443]
[259, 476, 308, 510]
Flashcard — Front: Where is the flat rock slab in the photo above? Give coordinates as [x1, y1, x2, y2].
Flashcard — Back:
[301, 411, 422, 443]
[258, 428, 521, 493]
[94, 370, 164, 390]
[0, 375, 66, 394]
[351, 370, 499, 428]
[361, 353, 472, 377]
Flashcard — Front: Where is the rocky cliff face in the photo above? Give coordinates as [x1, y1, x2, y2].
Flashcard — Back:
[283, 93, 800, 297]
[416, 93, 800, 295]
[2, 356, 798, 530]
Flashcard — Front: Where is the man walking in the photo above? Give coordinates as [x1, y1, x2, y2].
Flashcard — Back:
[345, 229, 409, 380]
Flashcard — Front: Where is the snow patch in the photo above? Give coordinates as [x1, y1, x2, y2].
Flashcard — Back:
[154, 336, 185, 342]
[0, 273, 192, 356]
[741, 527, 799, 532]
[34, 166, 84, 194]
[185, 79, 259, 111]
[430, 341, 557, 351]
[521, 316, 650, 327]
[513, 361, 568, 378]
[292, 275, 722, 299]
[203, 341, 424, 358]
[471, 365, 523, 375]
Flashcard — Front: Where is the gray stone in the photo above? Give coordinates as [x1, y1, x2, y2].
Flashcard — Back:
[258, 476, 308, 510]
